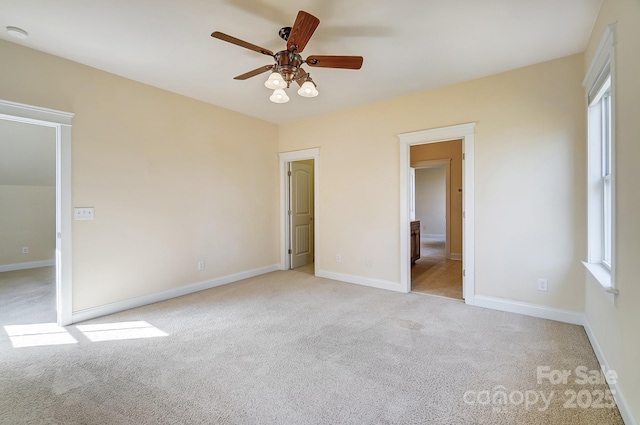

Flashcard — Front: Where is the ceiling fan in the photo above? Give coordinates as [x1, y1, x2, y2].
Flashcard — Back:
[211, 10, 364, 103]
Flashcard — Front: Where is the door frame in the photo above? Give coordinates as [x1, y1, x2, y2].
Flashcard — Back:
[399, 123, 475, 303]
[411, 159, 452, 260]
[0, 99, 74, 326]
[278, 148, 320, 271]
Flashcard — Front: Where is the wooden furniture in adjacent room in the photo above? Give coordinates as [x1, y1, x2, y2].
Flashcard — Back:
[410, 220, 421, 266]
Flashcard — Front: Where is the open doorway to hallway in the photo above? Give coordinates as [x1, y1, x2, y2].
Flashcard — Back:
[0, 99, 73, 326]
[410, 140, 463, 300]
[0, 119, 57, 325]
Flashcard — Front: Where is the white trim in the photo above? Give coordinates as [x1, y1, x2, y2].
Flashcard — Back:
[422, 233, 446, 239]
[0, 99, 73, 126]
[315, 269, 404, 293]
[0, 99, 74, 327]
[583, 261, 613, 289]
[399, 123, 475, 145]
[399, 123, 475, 302]
[583, 24, 617, 96]
[72, 264, 280, 323]
[0, 260, 55, 273]
[278, 148, 320, 272]
[583, 316, 639, 425]
[474, 295, 584, 325]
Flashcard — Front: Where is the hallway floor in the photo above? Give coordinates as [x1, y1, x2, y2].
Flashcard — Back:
[411, 237, 463, 300]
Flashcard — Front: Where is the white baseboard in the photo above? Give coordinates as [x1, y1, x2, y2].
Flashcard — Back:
[583, 316, 638, 425]
[449, 252, 462, 260]
[472, 295, 584, 325]
[72, 264, 280, 323]
[0, 259, 55, 273]
[315, 269, 405, 293]
[422, 233, 445, 240]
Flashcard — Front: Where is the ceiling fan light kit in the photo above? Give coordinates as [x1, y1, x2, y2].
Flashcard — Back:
[298, 80, 318, 98]
[269, 88, 290, 104]
[211, 10, 363, 105]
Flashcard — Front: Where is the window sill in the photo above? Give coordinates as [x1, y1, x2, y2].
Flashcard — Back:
[582, 262, 618, 303]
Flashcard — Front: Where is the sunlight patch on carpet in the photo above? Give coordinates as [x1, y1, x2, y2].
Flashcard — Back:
[76, 321, 168, 342]
[3, 323, 78, 348]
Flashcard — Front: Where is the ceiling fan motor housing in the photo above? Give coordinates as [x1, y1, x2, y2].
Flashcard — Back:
[274, 50, 303, 86]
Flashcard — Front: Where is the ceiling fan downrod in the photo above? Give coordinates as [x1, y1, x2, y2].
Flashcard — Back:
[278, 26, 292, 42]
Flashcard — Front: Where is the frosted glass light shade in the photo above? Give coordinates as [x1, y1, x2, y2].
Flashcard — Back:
[264, 72, 285, 89]
[297, 81, 319, 97]
[269, 89, 290, 103]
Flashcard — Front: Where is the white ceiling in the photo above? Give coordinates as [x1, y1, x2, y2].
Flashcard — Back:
[0, 0, 601, 124]
[0, 119, 56, 186]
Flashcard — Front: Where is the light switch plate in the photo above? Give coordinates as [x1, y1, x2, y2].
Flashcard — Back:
[74, 207, 94, 220]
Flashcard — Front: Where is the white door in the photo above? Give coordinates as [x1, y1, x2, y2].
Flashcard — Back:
[290, 161, 314, 269]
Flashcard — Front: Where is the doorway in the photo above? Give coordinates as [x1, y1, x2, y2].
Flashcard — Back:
[278, 148, 319, 274]
[0, 99, 74, 326]
[410, 157, 462, 299]
[0, 120, 57, 323]
[398, 123, 475, 303]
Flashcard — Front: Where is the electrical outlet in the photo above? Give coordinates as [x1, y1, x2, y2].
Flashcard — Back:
[537, 278, 548, 292]
[336, 254, 341, 263]
[22, 246, 29, 254]
[365, 258, 372, 268]
[198, 261, 205, 271]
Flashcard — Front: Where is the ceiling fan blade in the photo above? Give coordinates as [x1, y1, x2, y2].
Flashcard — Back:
[234, 65, 274, 80]
[211, 31, 274, 56]
[287, 11, 320, 53]
[306, 55, 363, 69]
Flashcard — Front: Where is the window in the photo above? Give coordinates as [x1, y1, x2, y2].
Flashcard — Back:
[583, 25, 616, 295]
[599, 79, 612, 268]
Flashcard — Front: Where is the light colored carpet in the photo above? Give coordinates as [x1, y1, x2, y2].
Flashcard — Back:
[412, 237, 463, 300]
[0, 268, 623, 424]
[0, 266, 56, 325]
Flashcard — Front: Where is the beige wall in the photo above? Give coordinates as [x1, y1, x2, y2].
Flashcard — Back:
[414, 167, 446, 238]
[2, 14, 634, 420]
[411, 139, 463, 254]
[0, 119, 56, 266]
[279, 53, 586, 311]
[583, 0, 640, 420]
[0, 185, 55, 265]
[0, 120, 56, 186]
[0, 40, 280, 311]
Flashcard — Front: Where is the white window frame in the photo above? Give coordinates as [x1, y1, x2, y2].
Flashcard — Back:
[582, 24, 617, 301]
